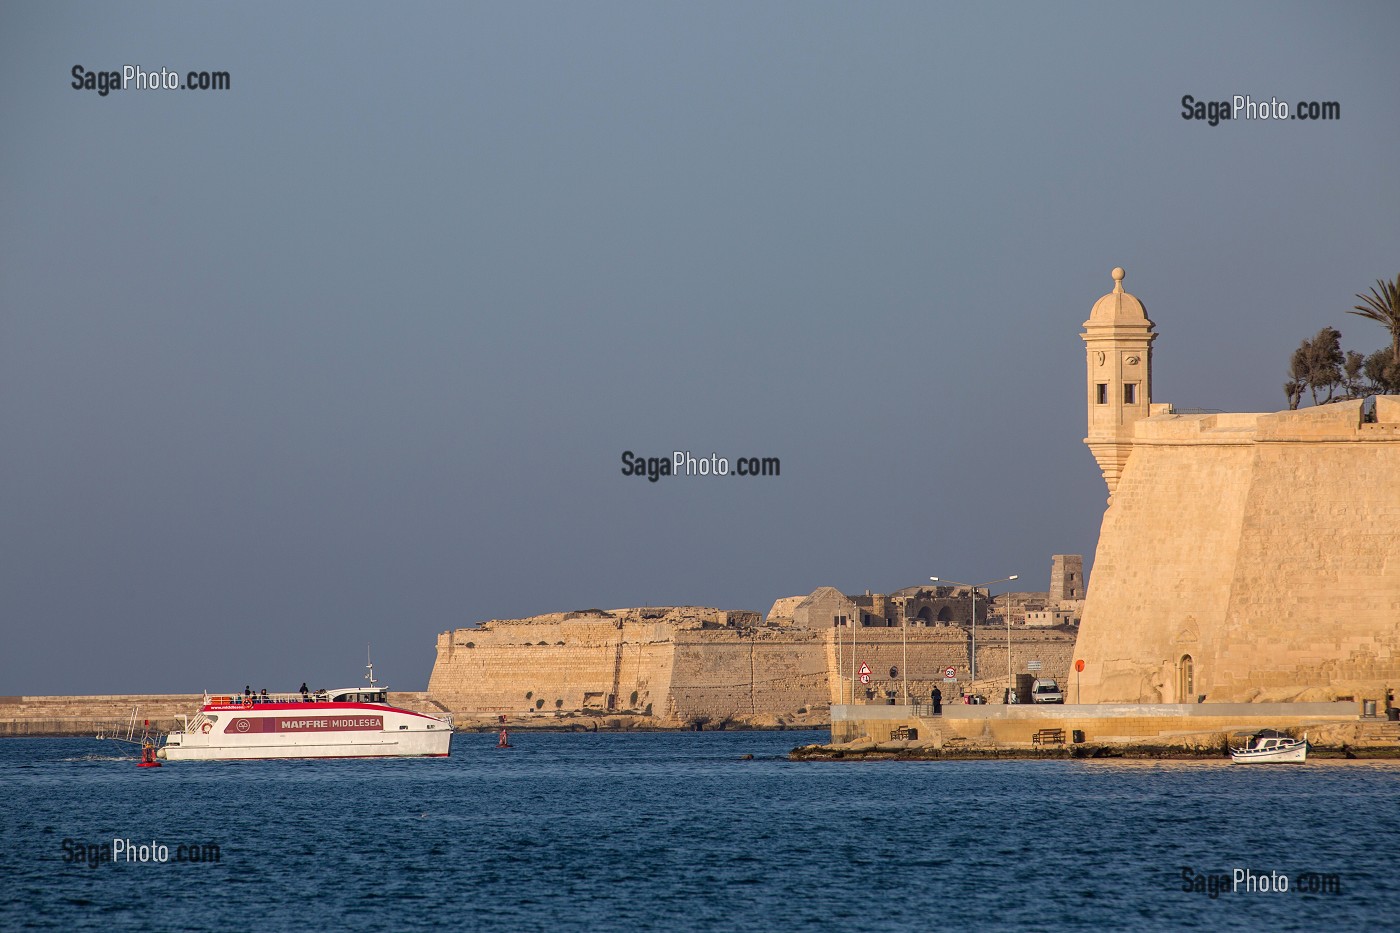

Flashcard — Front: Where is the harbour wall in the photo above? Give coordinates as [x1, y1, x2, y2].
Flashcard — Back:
[827, 701, 1390, 749]
[428, 615, 1077, 727]
[0, 692, 439, 737]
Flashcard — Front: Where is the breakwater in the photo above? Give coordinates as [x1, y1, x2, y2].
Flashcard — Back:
[795, 699, 1400, 759]
[0, 693, 441, 737]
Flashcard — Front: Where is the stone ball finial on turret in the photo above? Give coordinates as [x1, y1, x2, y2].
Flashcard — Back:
[1089, 266, 1149, 324]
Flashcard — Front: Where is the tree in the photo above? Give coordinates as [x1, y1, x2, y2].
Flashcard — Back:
[1365, 347, 1400, 394]
[1350, 274, 1400, 362]
[1343, 350, 1367, 397]
[1285, 327, 1344, 407]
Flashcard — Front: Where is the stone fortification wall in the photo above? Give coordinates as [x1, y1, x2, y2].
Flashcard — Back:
[668, 629, 828, 724]
[824, 627, 1075, 703]
[428, 615, 679, 716]
[429, 606, 1079, 725]
[1213, 400, 1400, 700]
[1075, 399, 1400, 704]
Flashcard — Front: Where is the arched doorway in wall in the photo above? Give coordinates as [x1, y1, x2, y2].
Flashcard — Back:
[936, 606, 953, 623]
[1178, 655, 1194, 703]
[916, 607, 933, 626]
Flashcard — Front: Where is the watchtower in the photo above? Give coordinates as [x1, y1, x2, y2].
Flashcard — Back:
[1082, 267, 1157, 500]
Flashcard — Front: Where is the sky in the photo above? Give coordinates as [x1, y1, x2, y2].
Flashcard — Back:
[2, 2, 1398, 694]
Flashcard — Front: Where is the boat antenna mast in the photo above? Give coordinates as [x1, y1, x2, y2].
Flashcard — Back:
[365, 644, 378, 689]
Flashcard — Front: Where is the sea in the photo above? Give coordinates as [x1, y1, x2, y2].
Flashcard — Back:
[1, 730, 1395, 931]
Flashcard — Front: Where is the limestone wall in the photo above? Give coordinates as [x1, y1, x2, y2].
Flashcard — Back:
[1213, 402, 1400, 701]
[667, 629, 828, 723]
[1075, 400, 1400, 705]
[428, 618, 678, 715]
[428, 610, 1076, 725]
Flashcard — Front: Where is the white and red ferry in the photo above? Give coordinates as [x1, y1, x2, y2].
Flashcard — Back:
[157, 661, 452, 761]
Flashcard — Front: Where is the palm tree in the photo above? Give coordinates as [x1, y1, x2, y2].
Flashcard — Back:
[1350, 274, 1400, 362]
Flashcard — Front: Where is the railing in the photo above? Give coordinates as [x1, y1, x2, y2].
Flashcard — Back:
[206, 692, 325, 707]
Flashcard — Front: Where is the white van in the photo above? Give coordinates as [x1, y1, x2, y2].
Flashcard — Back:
[1032, 678, 1064, 704]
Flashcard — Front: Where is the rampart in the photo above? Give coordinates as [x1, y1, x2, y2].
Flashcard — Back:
[428, 607, 1077, 726]
[1074, 397, 1400, 705]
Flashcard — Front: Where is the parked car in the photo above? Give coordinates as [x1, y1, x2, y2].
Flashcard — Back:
[1032, 678, 1064, 704]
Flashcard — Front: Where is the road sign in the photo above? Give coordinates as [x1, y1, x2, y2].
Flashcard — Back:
[1027, 660, 1043, 671]
[1075, 659, 1085, 672]
[944, 667, 956, 678]
[858, 662, 871, 676]
[859, 673, 870, 684]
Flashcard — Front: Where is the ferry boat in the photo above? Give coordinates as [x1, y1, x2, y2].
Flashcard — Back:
[157, 660, 452, 761]
[1229, 729, 1308, 764]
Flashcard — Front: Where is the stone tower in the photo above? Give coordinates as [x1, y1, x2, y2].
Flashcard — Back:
[1049, 554, 1084, 601]
[1082, 267, 1156, 499]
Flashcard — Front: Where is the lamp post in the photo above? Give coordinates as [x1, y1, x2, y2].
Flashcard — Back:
[901, 609, 909, 706]
[931, 575, 1018, 686]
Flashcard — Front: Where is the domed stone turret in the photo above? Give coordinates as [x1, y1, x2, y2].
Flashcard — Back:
[1082, 267, 1157, 501]
[1087, 267, 1149, 323]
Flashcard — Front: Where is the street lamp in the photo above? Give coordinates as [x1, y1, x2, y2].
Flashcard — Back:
[931, 575, 1018, 685]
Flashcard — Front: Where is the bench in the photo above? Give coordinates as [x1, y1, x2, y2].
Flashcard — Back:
[1032, 728, 1066, 746]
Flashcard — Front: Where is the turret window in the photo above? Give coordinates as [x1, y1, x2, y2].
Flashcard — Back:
[1123, 383, 1138, 404]
[1096, 383, 1108, 405]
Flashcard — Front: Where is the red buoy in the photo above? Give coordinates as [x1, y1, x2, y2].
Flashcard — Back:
[137, 743, 162, 768]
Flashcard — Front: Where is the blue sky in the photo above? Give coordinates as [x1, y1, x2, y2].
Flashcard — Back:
[2, 1, 1398, 693]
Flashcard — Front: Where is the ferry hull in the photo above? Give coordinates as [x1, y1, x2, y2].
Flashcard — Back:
[162, 738, 451, 760]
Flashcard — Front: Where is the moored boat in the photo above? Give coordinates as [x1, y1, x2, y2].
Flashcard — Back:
[1229, 729, 1307, 763]
[158, 660, 452, 761]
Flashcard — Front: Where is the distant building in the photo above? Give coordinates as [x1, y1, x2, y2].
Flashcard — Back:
[766, 555, 1085, 631]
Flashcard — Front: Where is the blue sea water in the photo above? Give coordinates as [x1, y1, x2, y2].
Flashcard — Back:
[1, 731, 1395, 931]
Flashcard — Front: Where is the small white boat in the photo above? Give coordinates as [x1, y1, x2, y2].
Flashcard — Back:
[1230, 730, 1307, 763]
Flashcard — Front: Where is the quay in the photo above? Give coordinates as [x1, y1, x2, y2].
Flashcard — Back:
[790, 700, 1400, 760]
